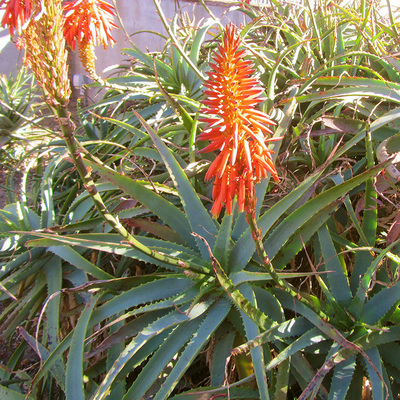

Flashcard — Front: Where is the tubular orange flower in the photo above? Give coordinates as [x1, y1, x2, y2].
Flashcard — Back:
[63, 0, 117, 77]
[199, 24, 279, 218]
[63, 0, 117, 50]
[15, 36, 25, 50]
[0, 0, 32, 35]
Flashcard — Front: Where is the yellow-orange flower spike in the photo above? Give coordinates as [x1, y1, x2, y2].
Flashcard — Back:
[21, 0, 71, 106]
[199, 24, 279, 218]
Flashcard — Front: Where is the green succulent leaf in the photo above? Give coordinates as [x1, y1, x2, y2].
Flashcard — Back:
[360, 281, 400, 326]
[26, 233, 209, 273]
[363, 348, 387, 400]
[169, 387, 260, 400]
[122, 318, 204, 400]
[66, 294, 100, 400]
[85, 159, 199, 249]
[93, 296, 219, 400]
[317, 224, 352, 305]
[134, 110, 218, 258]
[19, 327, 65, 391]
[153, 297, 231, 400]
[239, 284, 270, 400]
[47, 245, 113, 280]
[0, 385, 35, 400]
[265, 160, 390, 264]
[328, 355, 356, 400]
[230, 168, 325, 272]
[90, 276, 195, 326]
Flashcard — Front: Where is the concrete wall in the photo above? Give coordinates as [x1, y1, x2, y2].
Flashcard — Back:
[0, 0, 250, 96]
[0, 1, 250, 73]
[70, 0, 250, 81]
[0, 11, 23, 76]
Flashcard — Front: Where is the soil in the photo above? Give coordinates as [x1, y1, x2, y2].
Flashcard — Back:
[0, 168, 21, 209]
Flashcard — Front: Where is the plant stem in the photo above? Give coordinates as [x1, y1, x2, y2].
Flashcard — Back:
[54, 105, 202, 272]
[246, 211, 329, 320]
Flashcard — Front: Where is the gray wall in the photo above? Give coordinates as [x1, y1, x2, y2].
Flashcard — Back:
[0, 0, 249, 95]
[70, 0, 249, 81]
[0, 2, 248, 75]
[0, 11, 23, 76]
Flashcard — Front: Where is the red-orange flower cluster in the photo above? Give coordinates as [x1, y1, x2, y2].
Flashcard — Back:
[199, 24, 279, 217]
[63, 0, 117, 50]
[0, 0, 32, 35]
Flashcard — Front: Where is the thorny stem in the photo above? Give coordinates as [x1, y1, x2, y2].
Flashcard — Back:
[245, 211, 329, 321]
[89, 73, 133, 92]
[54, 104, 201, 272]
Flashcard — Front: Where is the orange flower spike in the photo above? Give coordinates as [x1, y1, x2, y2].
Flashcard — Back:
[63, 0, 117, 77]
[63, 0, 117, 50]
[199, 23, 279, 218]
[0, 0, 32, 35]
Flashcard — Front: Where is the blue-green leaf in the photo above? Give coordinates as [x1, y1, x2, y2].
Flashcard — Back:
[134, 111, 218, 258]
[85, 159, 198, 249]
[153, 297, 231, 400]
[122, 318, 203, 399]
[40, 154, 63, 229]
[361, 281, 400, 326]
[90, 277, 194, 326]
[328, 356, 356, 400]
[363, 348, 386, 400]
[239, 284, 270, 400]
[264, 161, 389, 264]
[317, 224, 352, 305]
[27, 233, 209, 273]
[210, 326, 235, 387]
[48, 246, 113, 280]
[93, 297, 217, 400]
[265, 328, 327, 372]
[0, 385, 35, 400]
[44, 256, 62, 353]
[66, 294, 100, 400]
[213, 212, 233, 268]
[229, 168, 324, 272]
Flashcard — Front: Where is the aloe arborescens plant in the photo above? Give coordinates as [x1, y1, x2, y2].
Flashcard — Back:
[1, 1, 400, 399]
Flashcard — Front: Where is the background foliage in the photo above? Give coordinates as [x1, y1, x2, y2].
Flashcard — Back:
[1, 0, 400, 399]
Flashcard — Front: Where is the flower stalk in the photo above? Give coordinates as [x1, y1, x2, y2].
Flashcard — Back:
[201, 24, 327, 318]
[54, 105, 198, 272]
[246, 210, 328, 319]
[1, 0, 193, 272]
